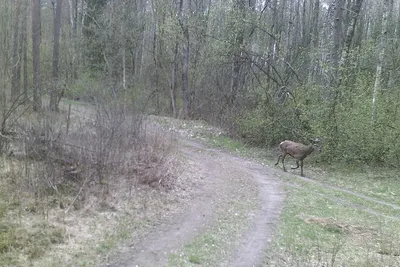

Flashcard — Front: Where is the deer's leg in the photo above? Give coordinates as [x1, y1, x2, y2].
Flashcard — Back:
[300, 160, 304, 176]
[275, 155, 282, 166]
[291, 160, 300, 169]
[281, 154, 287, 172]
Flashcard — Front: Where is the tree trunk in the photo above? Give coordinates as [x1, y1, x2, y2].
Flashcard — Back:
[0, 2, 12, 132]
[308, 0, 320, 84]
[339, 0, 364, 70]
[170, 40, 178, 117]
[181, 27, 190, 118]
[50, 0, 63, 112]
[68, 0, 78, 79]
[371, 0, 389, 123]
[32, 0, 42, 111]
[330, 0, 345, 87]
[11, 0, 21, 102]
[178, 0, 190, 118]
[229, 0, 245, 106]
[21, 0, 28, 101]
[121, 22, 126, 91]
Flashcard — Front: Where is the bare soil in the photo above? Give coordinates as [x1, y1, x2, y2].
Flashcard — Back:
[104, 137, 285, 267]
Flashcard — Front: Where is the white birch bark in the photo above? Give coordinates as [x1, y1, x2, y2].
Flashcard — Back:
[371, 0, 389, 123]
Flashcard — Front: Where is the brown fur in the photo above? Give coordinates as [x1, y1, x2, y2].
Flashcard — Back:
[275, 140, 316, 176]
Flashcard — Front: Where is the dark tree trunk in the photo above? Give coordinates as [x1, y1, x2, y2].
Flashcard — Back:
[229, 0, 245, 106]
[32, 0, 42, 111]
[308, 0, 319, 83]
[330, 0, 345, 86]
[178, 0, 190, 118]
[21, 0, 28, 101]
[170, 40, 178, 117]
[339, 0, 364, 86]
[50, 0, 63, 112]
[68, 0, 78, 79]
[11, 0, 21, 102]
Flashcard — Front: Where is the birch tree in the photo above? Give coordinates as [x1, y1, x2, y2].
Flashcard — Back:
[371, 0, 389, 123]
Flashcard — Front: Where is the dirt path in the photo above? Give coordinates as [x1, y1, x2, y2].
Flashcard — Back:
[105, 137, 285, 267]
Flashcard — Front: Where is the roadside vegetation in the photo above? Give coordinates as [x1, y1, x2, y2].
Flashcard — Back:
[0, 95, 179, 266]
[163, 117, 400, 266]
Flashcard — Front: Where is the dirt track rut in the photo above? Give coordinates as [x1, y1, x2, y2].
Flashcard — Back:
[106, 138, 285, 266]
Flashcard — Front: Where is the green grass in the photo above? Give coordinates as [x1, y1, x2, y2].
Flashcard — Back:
[161, 119, 400, 266]
[264, 182, 400, 266]
[0, 219, 66, 265]
[308, 165, 400, 206]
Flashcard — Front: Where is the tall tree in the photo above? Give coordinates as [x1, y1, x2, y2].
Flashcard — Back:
[339, 0, 364, 85]
[11, 0, 21, 102]
[330, 0, 345, 86]
[178, 0, 190, 118]
[170, 21, 179, 117]
[21, 0, 29, 101]
[308, 0, 320, 83]
[50, 0, 63, 111]
[371, 0, 389, 123]
[32, 0, 42, 111]
[229, 0, 246, 106]
[0, 1, 12, 133]
[68, 0, 78, 79]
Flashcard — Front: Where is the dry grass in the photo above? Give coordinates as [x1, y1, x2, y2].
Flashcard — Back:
[296, 214, 376, 236]
[0, 99, 182, 266]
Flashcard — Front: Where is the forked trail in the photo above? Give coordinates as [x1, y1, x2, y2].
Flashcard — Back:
[106, 137, 285, 266]
[105, 133, 400, 266]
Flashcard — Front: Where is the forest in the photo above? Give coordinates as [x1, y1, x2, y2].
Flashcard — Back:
[1, 0, 398, 165]
[1, 0, 400, 266]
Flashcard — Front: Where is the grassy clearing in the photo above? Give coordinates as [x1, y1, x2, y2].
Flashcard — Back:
[264, 181, 400, 266]
[280, 176, 400, 219]
[157, 117, 400, 266]
[307, 165, 400, 206]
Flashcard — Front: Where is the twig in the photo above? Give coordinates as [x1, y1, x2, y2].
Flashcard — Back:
[0, 132, 12, 140]
[66, 103, 71, 134]
[64, 173, 89, 214]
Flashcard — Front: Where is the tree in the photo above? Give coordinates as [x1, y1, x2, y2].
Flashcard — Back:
[178, 0, 191, 118]
[32, 0, 42, 111]
[308, 0, 319, 83]
[339, 0, 364, 84]
[21, 0, 29, 101]
[330, 0, 345, 87]
[0, 1, 13, 133]
[11, 0, 21, 102]
[371, 0, 389, 123]
[67, 0, 79, 79]
[229, 0, 246, 106]
[50, 0, 63, 112]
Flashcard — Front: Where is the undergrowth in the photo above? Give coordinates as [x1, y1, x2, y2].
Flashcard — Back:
[0, 98, 177, 266]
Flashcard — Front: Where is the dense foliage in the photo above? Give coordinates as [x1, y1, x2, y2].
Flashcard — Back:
[1, 0, 400, 165]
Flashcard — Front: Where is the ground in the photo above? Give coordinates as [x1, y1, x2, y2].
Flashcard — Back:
[103, 134, 285, 267]
[8, 103, 400, 266]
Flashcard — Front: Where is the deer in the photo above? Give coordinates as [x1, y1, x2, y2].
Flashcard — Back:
[275, 140, 319, 176]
